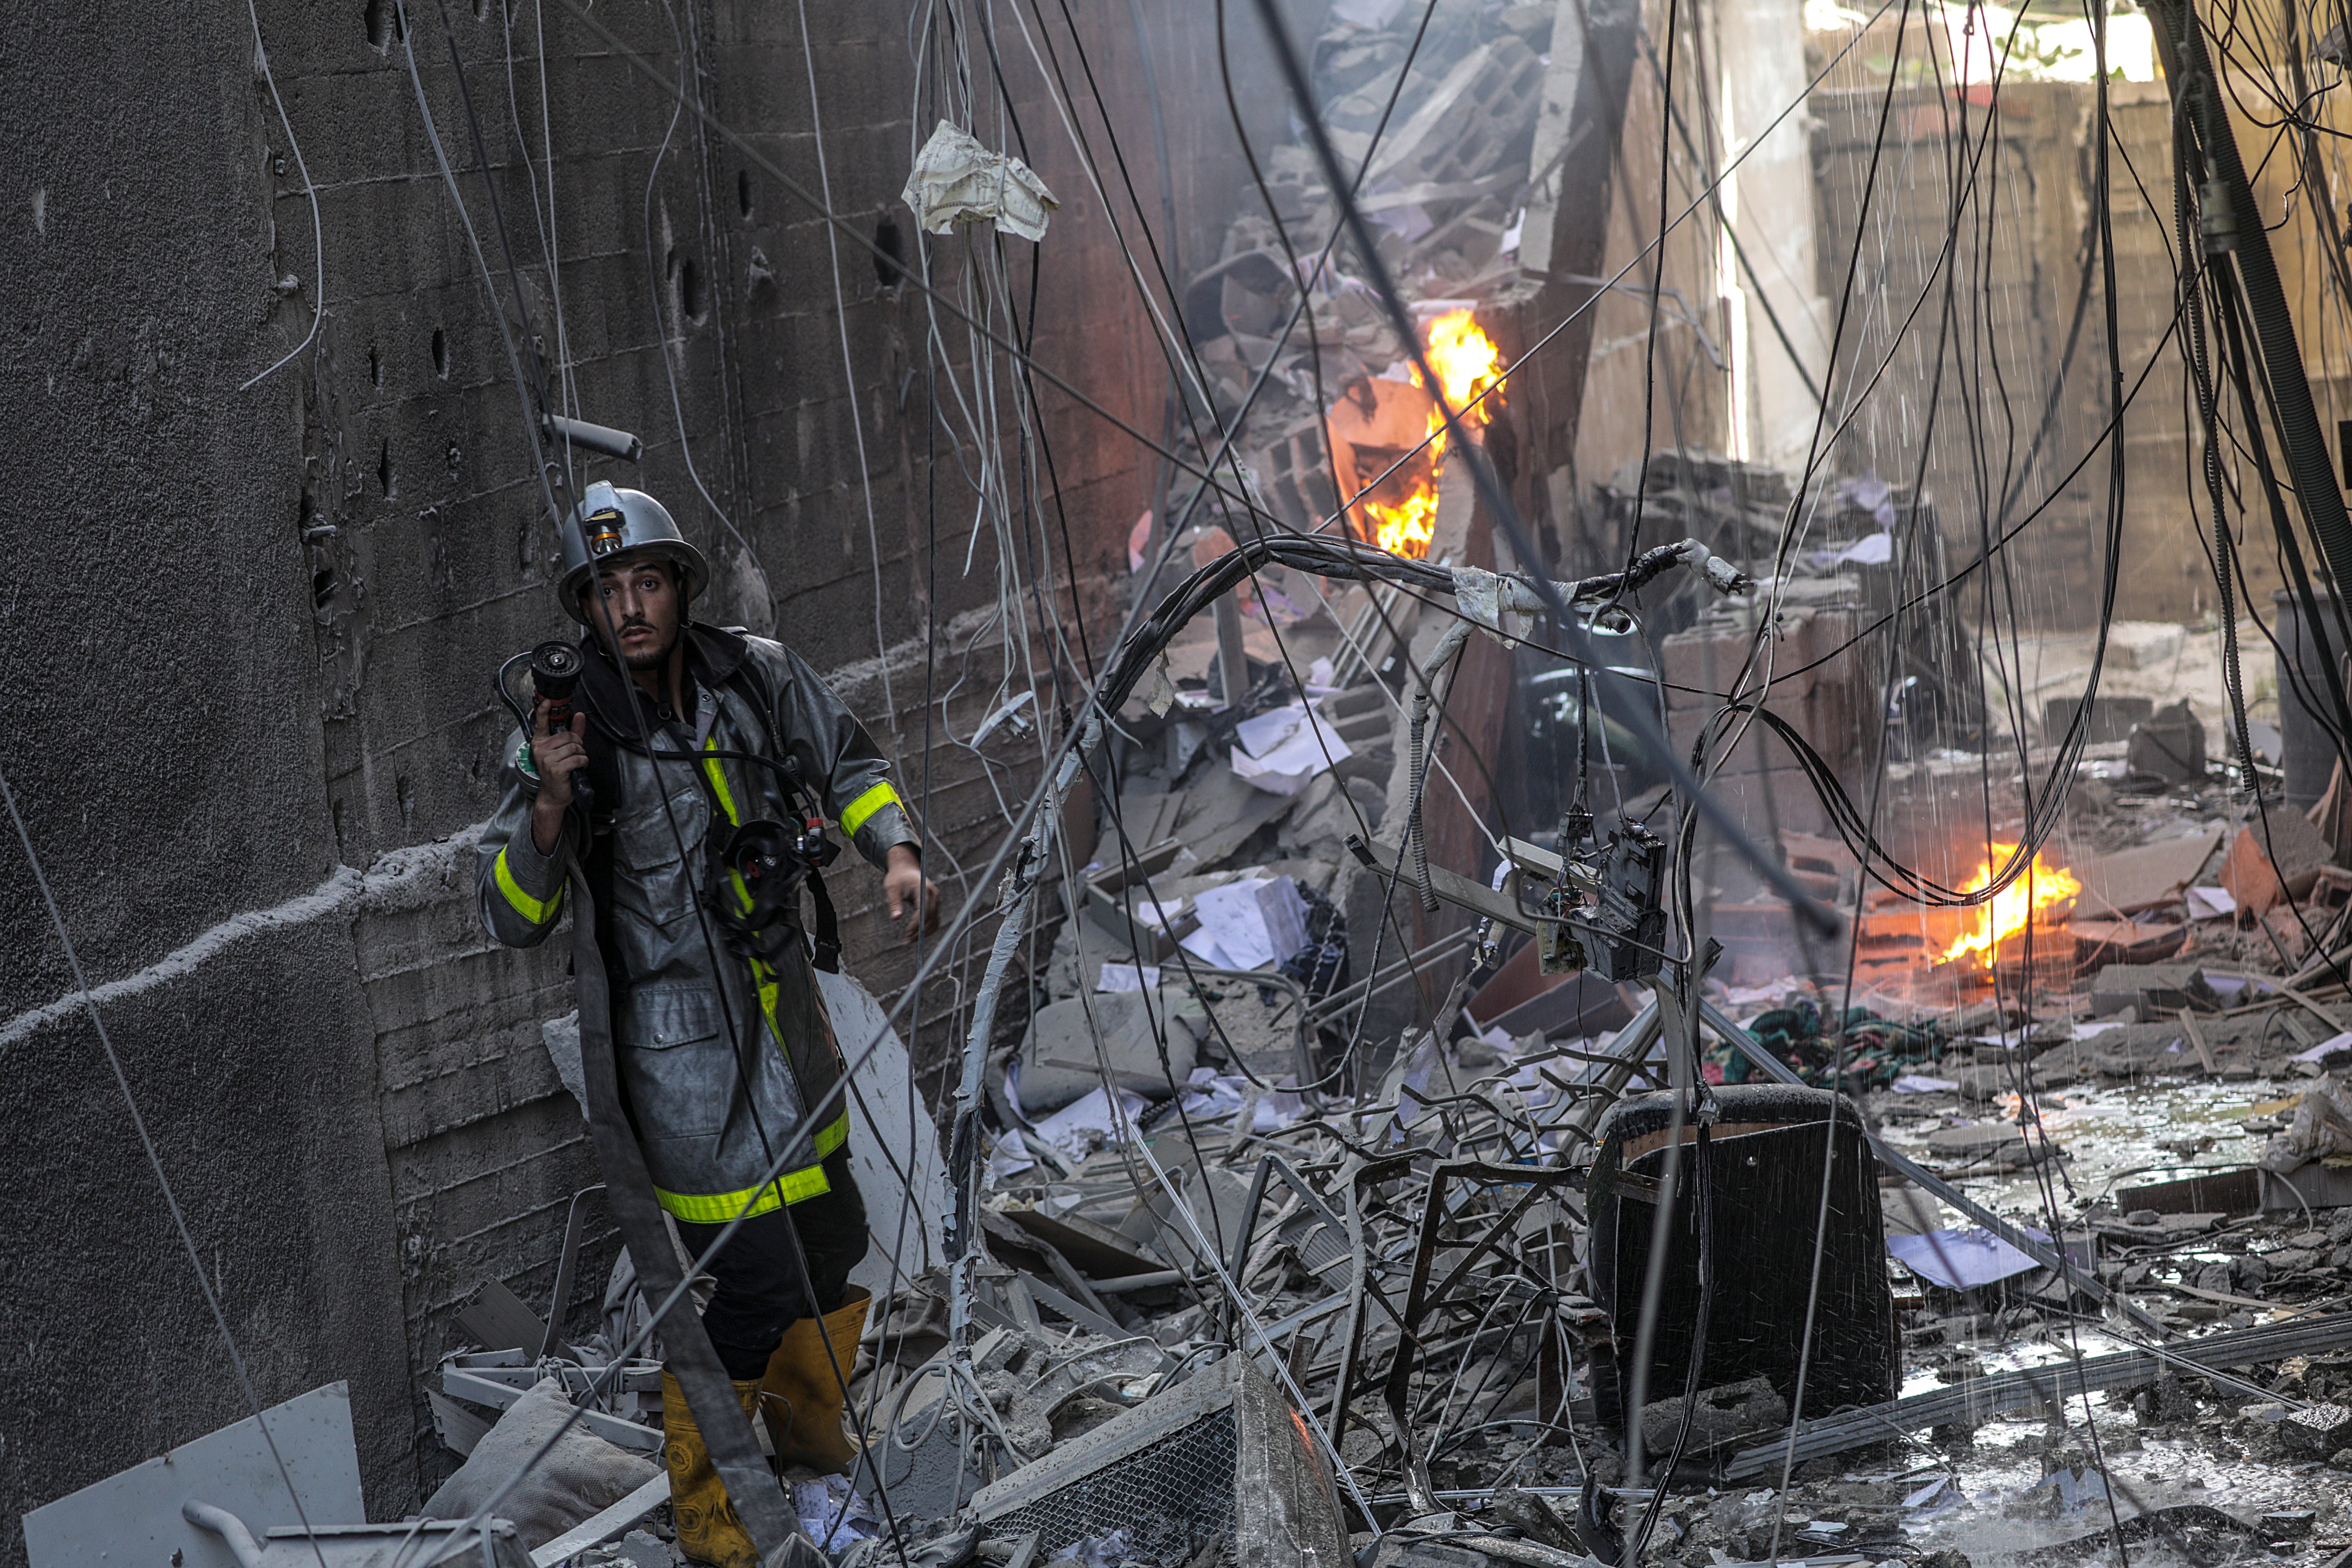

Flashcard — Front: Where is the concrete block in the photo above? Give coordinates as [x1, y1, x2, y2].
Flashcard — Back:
[2109, 620, 2188, 670]
[2128, 700, 2206, 781]
[2087, 963, 2218, 1018]
[1016, 989, 1202, 1113]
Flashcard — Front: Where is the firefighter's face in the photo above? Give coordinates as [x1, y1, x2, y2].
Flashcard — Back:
[588, 556, 682, 671]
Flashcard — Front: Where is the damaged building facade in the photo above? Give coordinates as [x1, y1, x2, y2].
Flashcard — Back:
[20, 0, 2352, 1564]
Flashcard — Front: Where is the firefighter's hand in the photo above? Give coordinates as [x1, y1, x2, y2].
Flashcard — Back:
[884, 844, 941, 943]
[529, 701, 587, 852]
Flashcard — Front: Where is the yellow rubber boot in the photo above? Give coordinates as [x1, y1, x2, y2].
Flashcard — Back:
[759, 1286, 871, 1474]
[660, 1369, 770, 1568]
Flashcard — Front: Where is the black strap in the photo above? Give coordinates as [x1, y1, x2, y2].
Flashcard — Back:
[577, 651, 847, 976]
[566, 872, 804, 1558]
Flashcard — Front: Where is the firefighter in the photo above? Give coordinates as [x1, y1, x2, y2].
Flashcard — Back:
[477, 482, 937, 1567]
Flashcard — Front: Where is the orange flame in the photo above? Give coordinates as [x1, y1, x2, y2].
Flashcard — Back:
[1424, 308, 1503, 420]
[1360, 309, 1503, 559]
[1936, 844, 2080, 967]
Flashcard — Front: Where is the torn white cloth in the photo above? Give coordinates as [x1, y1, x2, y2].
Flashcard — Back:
[1229, 704, 1351, 794]
[1890, 1074, 1959, 1093]
[1097, 962, 1163, 992]
[902, 120, 1060, 241]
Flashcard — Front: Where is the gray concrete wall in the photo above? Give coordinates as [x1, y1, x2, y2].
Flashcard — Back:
[0, 0, 1305, 1552]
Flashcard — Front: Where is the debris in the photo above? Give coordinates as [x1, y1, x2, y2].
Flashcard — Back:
[2220, 809, 2338, 916]
[2087, 962, 2221, 1017]
[1015, 991, 1204, 1112]
[2127, 699, 2206, 782]
[421, 1378, 662, 1550]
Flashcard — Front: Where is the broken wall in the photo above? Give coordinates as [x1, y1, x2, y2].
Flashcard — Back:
[1806, 65, 2326, 629]
[0, 0, 1308, 1553]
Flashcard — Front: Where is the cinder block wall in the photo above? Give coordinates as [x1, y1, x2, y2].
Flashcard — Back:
[0, 0, 1312, 1549]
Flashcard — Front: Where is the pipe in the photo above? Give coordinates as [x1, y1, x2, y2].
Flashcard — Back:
[182, 1500, 268, 1568]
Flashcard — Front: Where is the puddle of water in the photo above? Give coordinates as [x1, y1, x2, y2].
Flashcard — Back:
[1875, 1076, 2293, 1230]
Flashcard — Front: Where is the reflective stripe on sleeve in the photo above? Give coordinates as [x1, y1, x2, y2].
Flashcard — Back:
[840, 781, 903, 838]
[651, 1113, 851, 1221]
[494, 847, 561, 924]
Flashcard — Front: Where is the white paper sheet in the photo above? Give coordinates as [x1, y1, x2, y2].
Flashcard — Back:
[1190, 876, 1310, 971]
[1886, 1225, 2046, 1289]
[2184, 886, 2236, 920]
[1230, 704, 1351, 795]
[1030, 1085, 1147, 1161]
[1097, 962, 1163, 992]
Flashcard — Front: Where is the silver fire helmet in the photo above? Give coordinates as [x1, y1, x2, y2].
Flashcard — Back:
[556, 481, 710, 624]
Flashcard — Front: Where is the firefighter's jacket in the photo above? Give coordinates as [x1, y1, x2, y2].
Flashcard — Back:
[477, 624, 915, 1222]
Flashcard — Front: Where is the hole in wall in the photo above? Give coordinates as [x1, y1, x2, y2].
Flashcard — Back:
[313, 568, 339, 610]
[368, 343, 381, 388]
[430, 326, 447, 378]
[874, 215, 907, 289]
[364, 0, 394, 50]
[668, 247, 707, 323]
[737, 169, 754, 220]
[377, 439, 395, 498]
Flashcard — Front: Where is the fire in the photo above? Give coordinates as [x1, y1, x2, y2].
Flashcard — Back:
[1423, 308, 1503, 417]
[1936, 843, 2080, 967]
[1358, 309, 1503, 559]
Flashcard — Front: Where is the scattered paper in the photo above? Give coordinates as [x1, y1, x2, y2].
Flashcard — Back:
[1891, 1074, 1960, 1093]
[1178, 1067, 1304, 1132]
[902, 120, 1060, 241]
[1230, 704, 1352, 795]
[1886, 1225, 2046, 1290]
[1097, 962, 1163, 992]
[1178, 926, 1236, 969]
[1834, 531, 1894, 565]
[2186, 886, 2236, 920]
[1030, 1085, 1148, 1162]
[1189, 876, 1311, 971]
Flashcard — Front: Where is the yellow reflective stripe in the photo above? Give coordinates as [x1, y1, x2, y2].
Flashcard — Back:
[699, 736, 742, 827]
[653, 1123, 848, 1222]
[494, 847, 560, 924]
[840, 781, 901, 838]
[810, 1110, 849, 1158]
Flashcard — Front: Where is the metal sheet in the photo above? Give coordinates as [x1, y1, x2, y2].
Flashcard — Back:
[21, 1382, 365, 1568]
[816, 968, 952, 1295]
